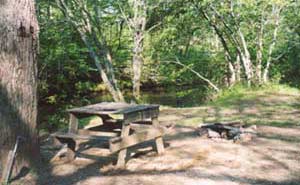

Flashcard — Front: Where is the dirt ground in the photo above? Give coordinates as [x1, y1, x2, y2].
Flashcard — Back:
[14, 125, 300, 185]
[11, 90, 300, 185]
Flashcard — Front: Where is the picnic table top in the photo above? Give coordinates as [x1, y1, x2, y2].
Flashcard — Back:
[67, 102, 159, 115]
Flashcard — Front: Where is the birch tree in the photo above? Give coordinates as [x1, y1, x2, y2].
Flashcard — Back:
[126, 0, 147, 100]
[263, 4, 283, 83]
[118, 0, 145, 100]
[56, 0, 124, 102]
[118, 0, 163, 100]
[193, 0, 286, 85]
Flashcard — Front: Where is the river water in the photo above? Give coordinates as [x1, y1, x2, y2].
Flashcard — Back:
[91, 86, 209, 108]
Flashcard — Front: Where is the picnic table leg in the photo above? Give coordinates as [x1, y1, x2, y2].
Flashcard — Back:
[152, 117, 165, 155]
[51, 137, 76, 162]
[116, 123, 130, 168]
[68, 113, 79, 133]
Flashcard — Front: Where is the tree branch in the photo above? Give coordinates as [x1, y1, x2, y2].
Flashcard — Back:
[165, 58, 220, 92]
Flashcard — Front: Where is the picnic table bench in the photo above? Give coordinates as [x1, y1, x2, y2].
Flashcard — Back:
[52, 102, 168, 167]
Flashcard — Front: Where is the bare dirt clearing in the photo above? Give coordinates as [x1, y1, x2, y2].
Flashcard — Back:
[35, 125, 300, 185]
[12, 89, 300, 185]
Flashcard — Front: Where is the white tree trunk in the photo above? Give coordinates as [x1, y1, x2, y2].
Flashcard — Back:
[235, 54, 241, 82]
[238, 28, 253, 86]
[228, 61, 236, 87]
[263, 5, 281, 83]
[256, 16, 264, 84]
[131, 0, 146, 100]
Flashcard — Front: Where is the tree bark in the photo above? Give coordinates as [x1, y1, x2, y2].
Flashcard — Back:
[0, 0, 39, 179]
[228, 61, 236, 86]
[237, 28, 253, 86]
[256, 14, 264, 84]
[172, 58, 220, 92]
[263, 5, 281, 83]
[235, 54, 241, 82]
[131, 0, 147, 100]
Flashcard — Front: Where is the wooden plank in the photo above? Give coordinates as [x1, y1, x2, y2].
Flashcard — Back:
[123, 108, 159, 125]
[152, 117, 165, 155]
[2, 150, 14, 184]
[67, 102, 159, 116]
[52, 132, 112, 141]
[120, 105, 159, 114]
[68, 113, 79, 133]
[131, 120, 153, 125]
[77, 129, 119, 137]
[116, 123, 131, 168]
[130, 123, 153, 131]
[85, 121, 122, 132]
[109, 127, 166, 153]
[2, 137, 22, 184]
[68, 102, 129, 112]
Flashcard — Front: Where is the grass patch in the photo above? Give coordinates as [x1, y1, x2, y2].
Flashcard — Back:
[210, 84, 300, 127]
[78, 116, 102, 128]
[171, 84, 300, 128]
[210, 84, 300, 107]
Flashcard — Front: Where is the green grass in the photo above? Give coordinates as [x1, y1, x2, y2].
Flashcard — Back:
[78, 116, 103, 128]
[44, 83, 300, 133]
[168, 84, 300, 128]
[210, 84, 300, 107]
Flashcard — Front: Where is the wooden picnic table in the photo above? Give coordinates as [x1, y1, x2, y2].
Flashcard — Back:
[52, 102, 167, 167]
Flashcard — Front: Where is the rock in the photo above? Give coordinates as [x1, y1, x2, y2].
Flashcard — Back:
[207, 129, 221, 138]
[242, 125, 257, 134]
[198, 122, 256, 142]
[238, 133, 253, 142]
[197, 127, 208, 137]
[250, 125, 257, 130]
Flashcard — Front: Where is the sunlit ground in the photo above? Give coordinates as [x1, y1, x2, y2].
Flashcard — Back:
[12, 85, 300, 185]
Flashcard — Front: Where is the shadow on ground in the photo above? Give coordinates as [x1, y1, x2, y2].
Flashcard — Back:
[11, 89, 300, 185]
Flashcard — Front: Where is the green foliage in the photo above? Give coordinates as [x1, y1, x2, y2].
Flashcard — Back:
[36, 0, 300, 131]
[47, 111, 68, 130]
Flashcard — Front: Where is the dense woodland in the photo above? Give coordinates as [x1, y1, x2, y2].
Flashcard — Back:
[36, 0, 300, 131]
[1, 0, 300, 183]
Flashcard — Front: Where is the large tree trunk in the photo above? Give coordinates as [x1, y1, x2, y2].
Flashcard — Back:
[131, 0, 146, 100]
[132, 31, 144, 100]
[0, 0, 39, 180]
